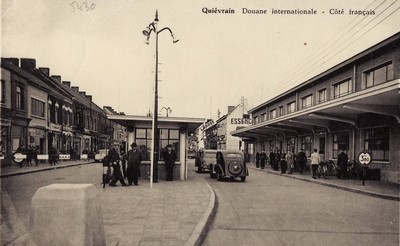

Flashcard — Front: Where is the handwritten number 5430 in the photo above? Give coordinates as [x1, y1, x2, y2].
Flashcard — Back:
[70, 1, 96, 12]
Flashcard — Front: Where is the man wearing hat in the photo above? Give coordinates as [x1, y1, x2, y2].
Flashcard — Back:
[126, 142, 143, 186]
[162, 144, 177, 181]
[297, 148, 307, 175]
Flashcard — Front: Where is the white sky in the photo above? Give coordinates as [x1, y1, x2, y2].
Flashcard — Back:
[2, 0, 400, 119]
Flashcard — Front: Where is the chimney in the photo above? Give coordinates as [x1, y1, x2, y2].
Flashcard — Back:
[2, 58, 19, 67]
[228, 106, 235, 114]
[71, 86, 79, 92]
[51, 75, 61, 83]
[20, 58, 36, 70]
[62, 81, 71, 87]
[39, 67, 50, 75]
[79, 91, 86, 97]
[86, 95, 92, 101]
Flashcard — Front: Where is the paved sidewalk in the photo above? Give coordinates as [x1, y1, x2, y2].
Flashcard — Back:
[100, 162, 214, 246]
[248, 162, 399, 201]
[1, 160, 215, 246]
[0, 159, 95, 178]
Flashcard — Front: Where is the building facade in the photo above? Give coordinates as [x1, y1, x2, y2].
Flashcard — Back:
[0, 57, 122, 165]
[232, 32, 400, 183]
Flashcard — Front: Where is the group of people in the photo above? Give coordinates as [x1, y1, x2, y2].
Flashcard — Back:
[255, 149, 308, 175]
[105, 142, 177, 187]
[255, 148, 349, 179]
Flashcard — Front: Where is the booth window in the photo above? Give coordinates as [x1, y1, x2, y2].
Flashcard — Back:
[135, 128, 180, 161]
[31, 98, 45, 118]
[333, 132, 349, 158]
[364, 127, 389, 161]
[333, 79, 352, 98]
[363, 62, 394, 89]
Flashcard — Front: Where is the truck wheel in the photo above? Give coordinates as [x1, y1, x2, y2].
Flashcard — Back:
[197, 166, 202, 172]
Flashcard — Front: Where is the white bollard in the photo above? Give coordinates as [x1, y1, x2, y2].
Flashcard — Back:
[31, 184, 106, 246]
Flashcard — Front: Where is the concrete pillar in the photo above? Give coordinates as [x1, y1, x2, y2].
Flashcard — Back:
[180, 130, 186, 180]
[31, 184, 105, 246]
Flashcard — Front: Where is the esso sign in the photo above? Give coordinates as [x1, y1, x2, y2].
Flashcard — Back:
[358, 152, 372, 165]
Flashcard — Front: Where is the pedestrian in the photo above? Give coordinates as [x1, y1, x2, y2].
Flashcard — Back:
[286, 150, 294, 174]
[280, 150, 287, 174]
[275, 150, 281, 171]
[26, 146, 33, 166]
[260, 150, 267, 169]
[163, 144, 177, 181]
[269, 150, 276, 169]
[120, 150, 127, 179]
[255, 152, 260, 168]
[126, 142, 143, 186]
[310, 149, 321, 179]
[32, 146, 39, 166]
[337, 149, 348, 180]
[108, 147, 127, 187]
[297, 149, 307, 174]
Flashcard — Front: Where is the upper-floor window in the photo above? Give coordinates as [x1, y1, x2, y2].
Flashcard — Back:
[269, 109, 276, 119]
[1, 80, 6, 104]
[55, 103, 59, 124]
[278, 106, 284, 116]
[301, 94, 313, 109]
[31, 98, 45, 118]
[287, 101, 296, 114]
[364, 62, 394, 89]
[254, 116, 259, 124]
[261, 113, 266, 122]
[16, 85, 24, 109]
[333, 79, 352, 98]
[317, 89, 327, 103]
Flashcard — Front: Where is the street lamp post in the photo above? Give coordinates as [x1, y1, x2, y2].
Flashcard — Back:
[161, 107, 172, 117]
[143, 10, 178, 185]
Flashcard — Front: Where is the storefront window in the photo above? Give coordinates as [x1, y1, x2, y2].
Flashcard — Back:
[364, 127, 389, 161]
[301, 136, 312, 157]
[286, 137, 295, 153]
[333, 132, 349, 158]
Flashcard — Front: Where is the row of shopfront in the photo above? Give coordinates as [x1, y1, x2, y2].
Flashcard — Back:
[232, 32, 400, 183]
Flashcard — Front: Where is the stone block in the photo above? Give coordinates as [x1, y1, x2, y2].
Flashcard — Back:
[31, 184, 105, 246]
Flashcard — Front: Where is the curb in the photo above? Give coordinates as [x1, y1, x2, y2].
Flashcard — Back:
[184, 178, 217, 246]
[249, 166, 400, 201]
[0, 161, 96, 178]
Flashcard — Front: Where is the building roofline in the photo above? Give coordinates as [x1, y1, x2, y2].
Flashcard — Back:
[249, 31, 400, 113]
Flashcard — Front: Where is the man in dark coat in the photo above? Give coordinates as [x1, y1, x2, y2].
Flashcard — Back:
[269, 150, 275, 169]
[108, 148, 127, 187]
[255, 152, 260, 168]
[260, 150, 267, 169]
[297, 149, 307, 175]
[126, 142, 143, 186]
[163, 145, 177, 181]
[337, 149, 348, 179]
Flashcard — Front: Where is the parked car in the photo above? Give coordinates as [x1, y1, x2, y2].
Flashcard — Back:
[195, 149, 218, 172]
[209, 150, 248, 182]
[95, 149, 109, 162]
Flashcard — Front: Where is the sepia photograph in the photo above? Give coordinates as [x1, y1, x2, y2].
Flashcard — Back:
[1, 0, 399, 245]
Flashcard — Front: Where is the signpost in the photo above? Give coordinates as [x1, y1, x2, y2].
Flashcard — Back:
[358, 151, 372, 186]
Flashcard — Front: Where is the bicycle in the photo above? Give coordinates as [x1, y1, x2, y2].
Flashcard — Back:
[317, 160, 337, 179]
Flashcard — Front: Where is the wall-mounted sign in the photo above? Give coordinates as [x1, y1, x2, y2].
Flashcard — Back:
[49, 123, 62, 132]
[231, 118, 252, 125]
